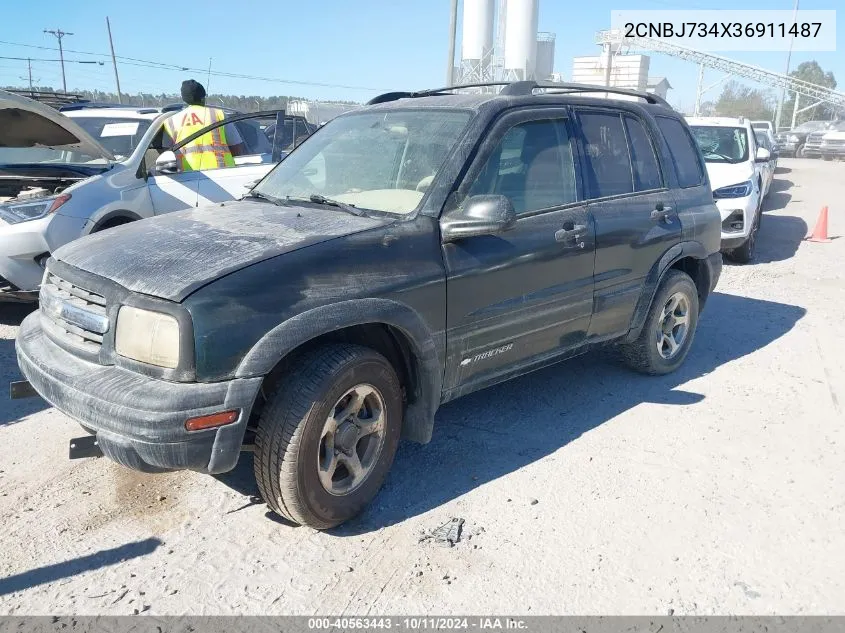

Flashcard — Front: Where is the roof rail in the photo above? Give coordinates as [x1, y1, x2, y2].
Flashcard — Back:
[365, 81, 672, 108]
[531, 81, 672, 107]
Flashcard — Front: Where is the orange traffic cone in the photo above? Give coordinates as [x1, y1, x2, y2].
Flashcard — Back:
[806, 206, 831, 243]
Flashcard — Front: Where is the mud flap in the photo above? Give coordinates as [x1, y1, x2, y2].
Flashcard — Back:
[69, 435, 103, 460]
[9, 380, 39, 400]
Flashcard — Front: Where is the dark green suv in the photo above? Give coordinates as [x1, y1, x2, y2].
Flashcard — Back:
[15, 81, 722, 528]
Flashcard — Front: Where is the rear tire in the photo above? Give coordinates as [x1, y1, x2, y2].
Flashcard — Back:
[254, 344, 403, 529]
[620, 270, 700, 375]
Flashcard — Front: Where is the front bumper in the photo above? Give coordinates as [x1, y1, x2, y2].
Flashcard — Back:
[716, 194, 758, 249]
[820, 147, 845, 158]
[803, 145, 822, 157]
[15, 312, 262, 474]
[0, 213, 86, 297]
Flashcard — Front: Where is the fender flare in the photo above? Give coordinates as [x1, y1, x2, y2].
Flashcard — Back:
[85, 209, 144, 235]
[624, 241, 712, 343]
[235, 298, 443, 444]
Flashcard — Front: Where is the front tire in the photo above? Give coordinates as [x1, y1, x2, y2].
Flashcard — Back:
[254, 344, 403, 529]
[620, 270, 700, 375]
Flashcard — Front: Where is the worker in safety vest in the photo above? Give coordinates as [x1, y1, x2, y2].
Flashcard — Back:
[163, 79, 245, 171]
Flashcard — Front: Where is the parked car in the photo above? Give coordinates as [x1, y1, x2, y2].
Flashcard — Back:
[15, 81, 723, 529]
[753, 128, 779, 176]
[775, 120, 830, 157]
[818, 120, 845, 160]
[0, 90, 294, 301]
[751, 120, 774, 136]
[687, 116, 771, 263]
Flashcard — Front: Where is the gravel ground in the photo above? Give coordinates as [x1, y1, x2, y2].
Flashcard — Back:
[0, 158, 843, 615]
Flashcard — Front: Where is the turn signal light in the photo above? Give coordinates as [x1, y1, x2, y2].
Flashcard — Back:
[185, 410, 239, 432]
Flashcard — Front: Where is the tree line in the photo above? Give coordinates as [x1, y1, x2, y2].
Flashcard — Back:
[2, 85, 359, 112]
[704, 61, 841, 127]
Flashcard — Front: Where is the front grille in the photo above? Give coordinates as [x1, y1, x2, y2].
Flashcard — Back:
[805, 133, 825, 148]
[823, 139, 845, 148]
[40, 272, 108, 354]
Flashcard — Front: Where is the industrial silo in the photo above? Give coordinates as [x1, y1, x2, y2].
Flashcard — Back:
[461, 0, 496, 82]
[535, 32, 556, 81]
[504, 0, 539, 81]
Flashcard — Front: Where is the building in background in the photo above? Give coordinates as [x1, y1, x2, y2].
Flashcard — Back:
[534, 32, 556, 81]
[646, 77, 672, 100]
[572, 52, 650, 90]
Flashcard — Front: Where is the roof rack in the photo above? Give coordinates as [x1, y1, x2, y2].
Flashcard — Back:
[365, 81, 672, 108]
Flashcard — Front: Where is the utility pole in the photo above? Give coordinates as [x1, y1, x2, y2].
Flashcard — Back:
[775, 0, 800, 130]
[446, 0, 458, 85]
[694, 63, 704, 116]
[19, 58, 37, 94]
[106, 17, 123, 104]
[43, 28, 73, 93]
[206, 57, 212, 92]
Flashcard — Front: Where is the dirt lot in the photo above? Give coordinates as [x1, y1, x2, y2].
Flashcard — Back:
[0, 157, 843, 615]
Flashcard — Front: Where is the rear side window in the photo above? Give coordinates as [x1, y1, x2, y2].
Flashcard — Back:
[624, 116, 663, 191]
[655, 117, 706, 188]
[577, 112, 634, 198]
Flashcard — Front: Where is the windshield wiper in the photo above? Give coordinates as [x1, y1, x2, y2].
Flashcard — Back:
[242, 190, 285, 206]
[294, 194, 366, 217]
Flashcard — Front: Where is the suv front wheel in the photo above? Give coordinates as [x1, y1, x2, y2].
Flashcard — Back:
[254, 344, 403, 529]
[620, 270, 700, 375]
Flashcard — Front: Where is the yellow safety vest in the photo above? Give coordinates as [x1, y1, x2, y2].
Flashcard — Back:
[164, 105, 235, 171]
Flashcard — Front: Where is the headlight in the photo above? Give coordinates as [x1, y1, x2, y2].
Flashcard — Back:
[115, 306, 180, 369]
[0, 193, 71, 224]
[788, 135, 800, 142]
[713, 181, 753, 199]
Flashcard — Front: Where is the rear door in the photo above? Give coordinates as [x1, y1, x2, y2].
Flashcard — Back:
[442, 108, 596, 392]
[573, 108, 681, 339]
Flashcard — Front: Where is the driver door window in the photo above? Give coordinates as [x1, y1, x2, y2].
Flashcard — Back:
[468, 119, 577, 214]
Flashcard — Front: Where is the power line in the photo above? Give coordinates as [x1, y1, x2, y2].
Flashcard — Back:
[0, 37, 387, 91]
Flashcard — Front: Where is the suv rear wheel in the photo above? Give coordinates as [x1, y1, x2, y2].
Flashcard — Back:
[621, 270, 700, 375]
[254, 344, 403, 529]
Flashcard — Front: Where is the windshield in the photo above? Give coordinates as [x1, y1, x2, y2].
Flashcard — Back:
[794, 121, 829, 132]
[690, 126, 749, 164]
[252, 109, 472, 215]
[72, 117, 152, 160]
[0, 115, 150, 166]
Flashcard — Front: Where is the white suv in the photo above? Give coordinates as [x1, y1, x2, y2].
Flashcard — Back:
[686, 116, 772, 263]
[0, 91, 295, 300]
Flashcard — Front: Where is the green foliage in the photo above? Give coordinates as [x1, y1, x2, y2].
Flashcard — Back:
[714, 81, 775, 122]
[780, 61, 839, 127]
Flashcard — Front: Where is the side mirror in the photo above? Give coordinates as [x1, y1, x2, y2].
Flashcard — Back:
[755, 147, 771, 163]
[441, 194, 517, 243]
[155, 151, 179, 174]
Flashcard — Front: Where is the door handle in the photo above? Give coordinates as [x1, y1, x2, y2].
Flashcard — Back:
[650, 206, 673, 223]
[554, 223, 587, 246]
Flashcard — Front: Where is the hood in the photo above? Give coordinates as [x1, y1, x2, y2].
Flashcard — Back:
[0, 90, 115, 161]
[704, 162, 755, 192]
[823, 131, 845, 140]
[53, 200, 389, 301]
